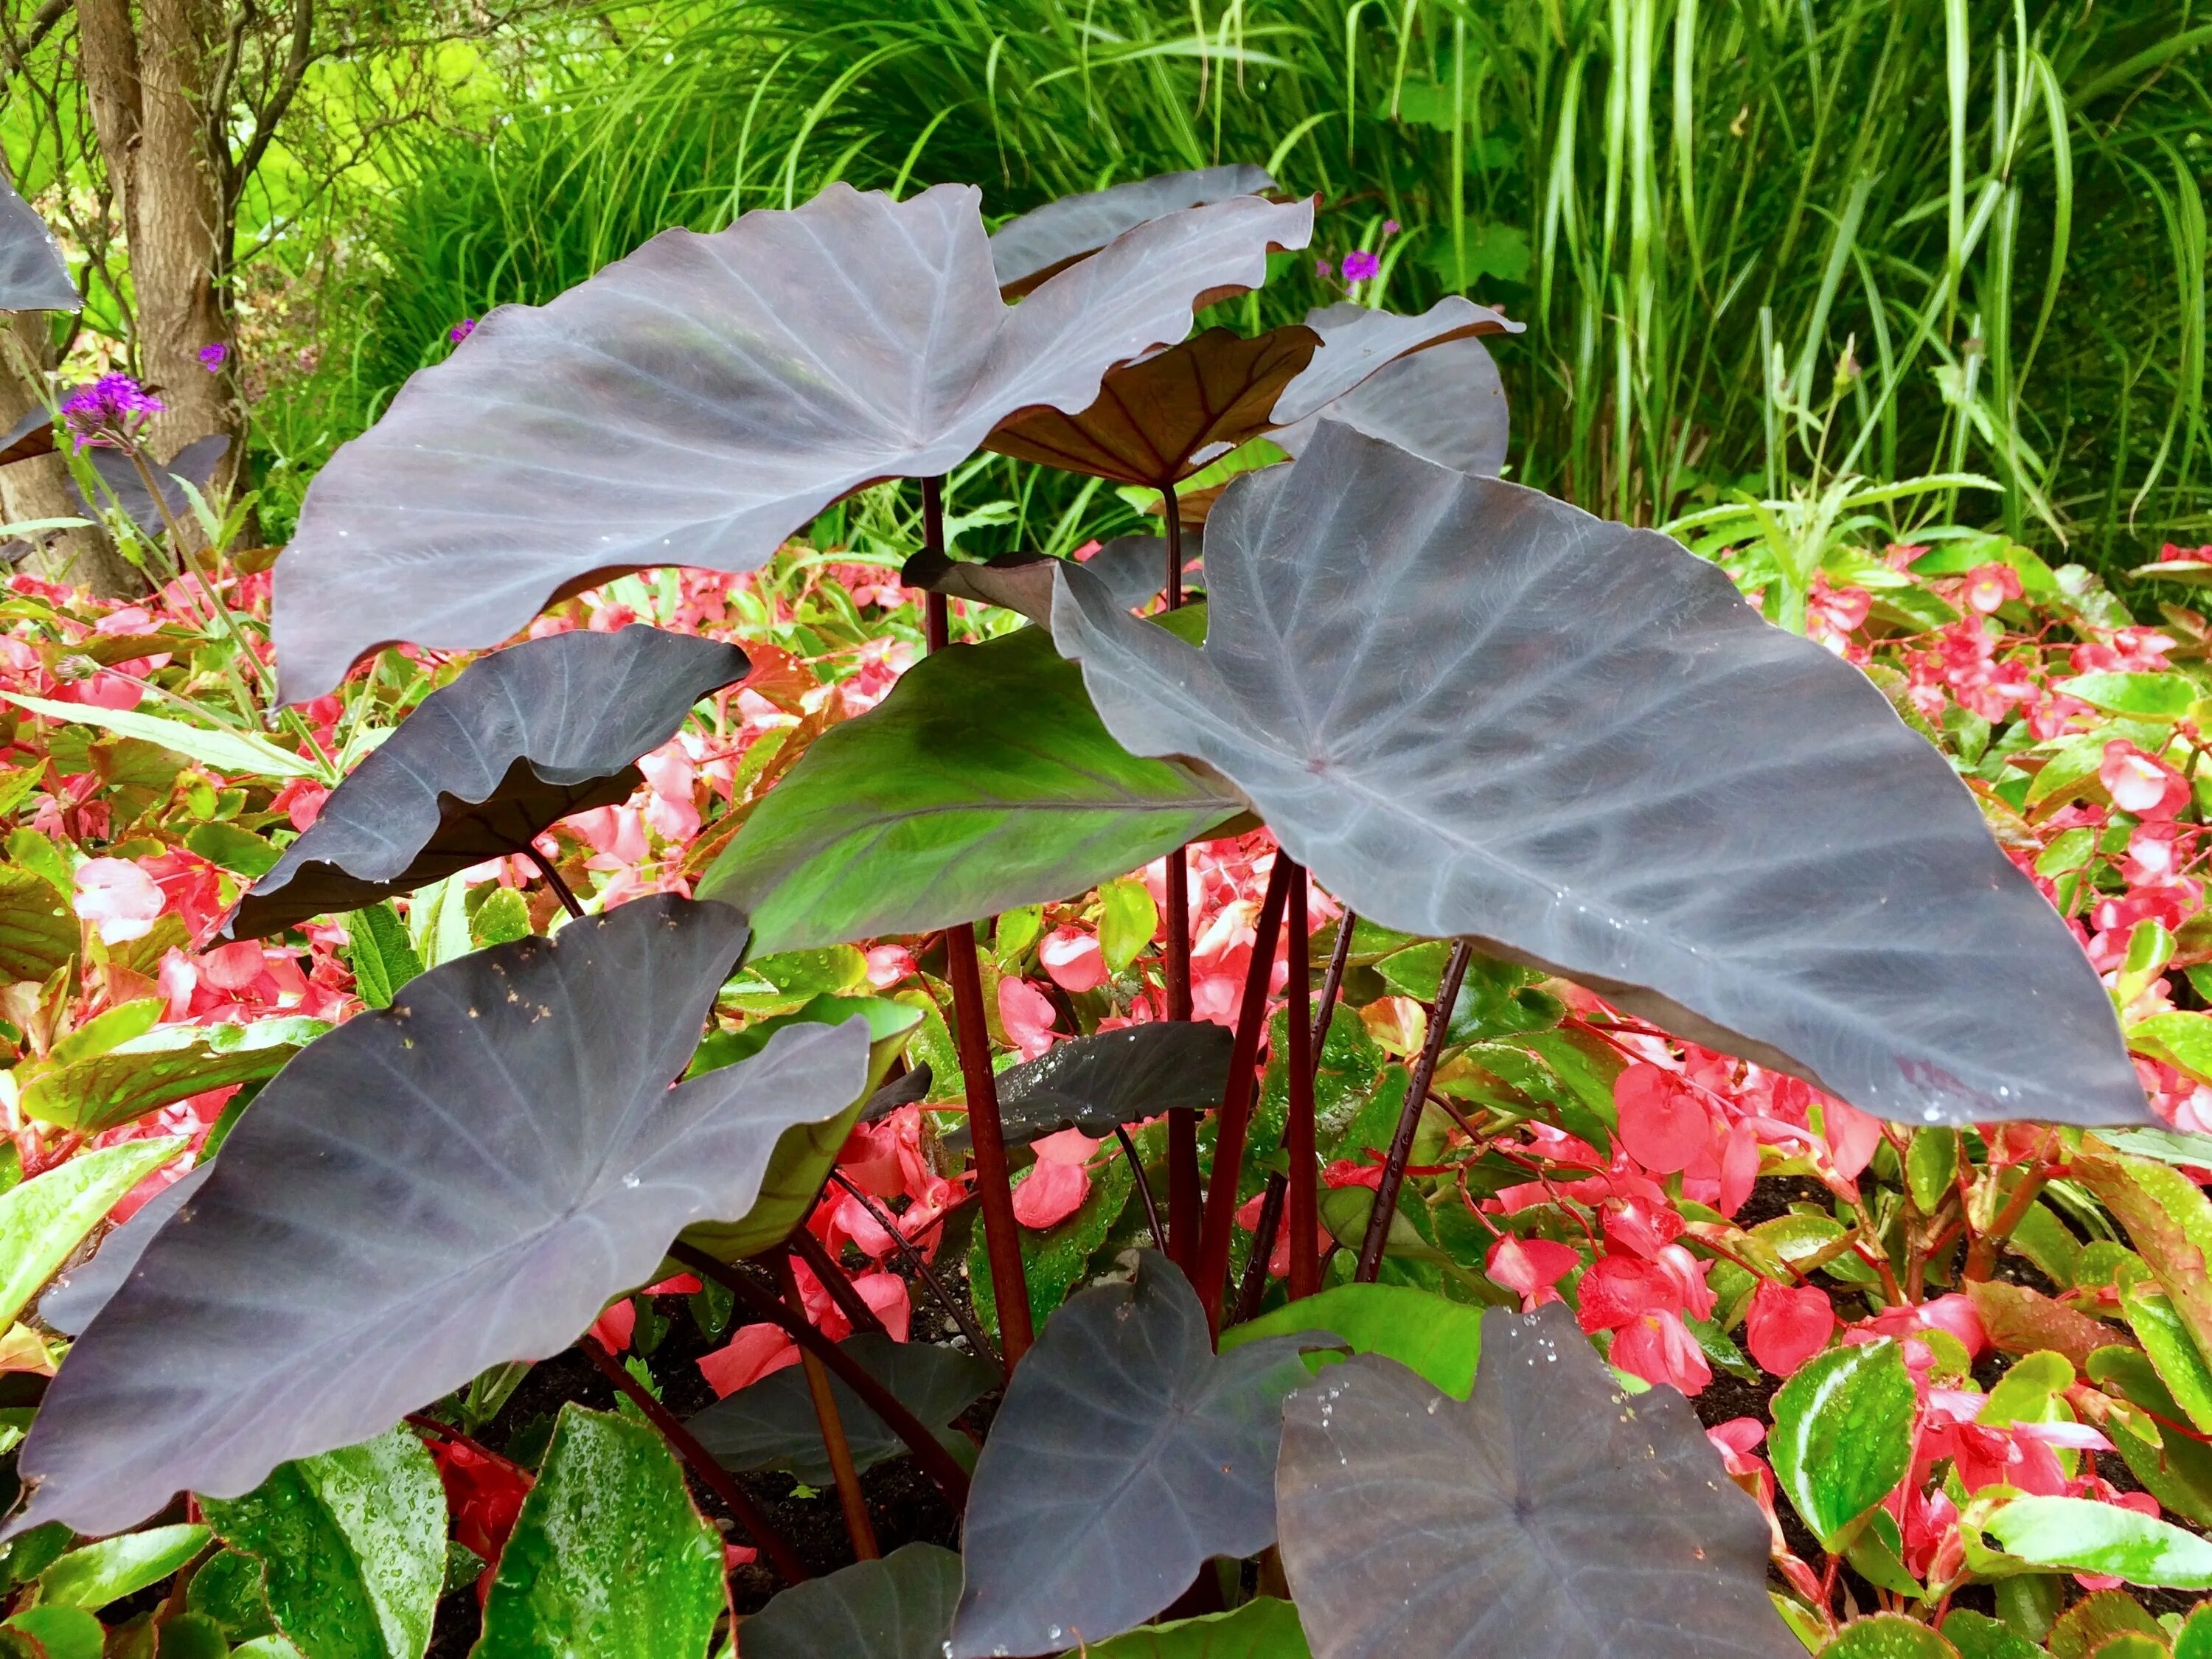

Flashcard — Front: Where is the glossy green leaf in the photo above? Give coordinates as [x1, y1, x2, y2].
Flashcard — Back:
[1079, 1598, 1312, 1658]
[1984, 1495, 2212, 1587]
[1, 1607, 102, 1659]
[681, 997, 920, 1261]
[1937, 1610, 2041, 1659]
[36, 1524, 209, 1610]
[185, 821, 282, 877]
[971, 1138, 1134, 1336]
[2073, 1153, 2212, 1363]
[2175, 1602, 2212, 1659]
[1097, 877, 1158, 975]
[341, 903, 422, 1010]
[1843, 1509, 1921, 1596]
[2121, 1281, 2212, 1430]
[1907, 1129, 1960, 1214]
[0, 865, 74, 984]
[2090, 1346, 2212, 1525]
[199, 1426, 445, 1659]
[154, 1613, 231, 1659]
[2045, 1590, 2157, 1659]
[468, 887, 532, 948]
[476, 1405, 726, 1659]
[2056, 672, 2201, 720]
[1818, 1615, 1959, 1658]
[49, 998, 163, 1065]
[0, 1136, 184, 1328]
[1770, 1340, 1916, 1546]
[186, 1548, 277, 1643]
[0, 692, 321, 780]
[21, 1019, 323, 1134]
[0, 759, 46, 820]
[1223, 1283, 1481, 1399]
[698, 626, 1240, 956]
[2126, 1011, 2212, 1087]
[232, 1641, 305, 1659]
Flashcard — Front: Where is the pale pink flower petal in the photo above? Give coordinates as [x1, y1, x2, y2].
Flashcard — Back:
[1040, 925, 1107, 992]
[72, 857, 164, 945]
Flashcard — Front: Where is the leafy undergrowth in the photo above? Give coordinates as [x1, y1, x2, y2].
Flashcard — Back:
[9, 506, 2212, 1654]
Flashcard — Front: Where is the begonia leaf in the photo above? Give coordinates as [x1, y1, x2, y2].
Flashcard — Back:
[476, 1405, 726, 1659]
[229, 625, 747, 936]
[1818, 1615, 1961, 1658]
[1050, 421, 2146, 1128]
[0, 866, 73, 983]
[686, 1332, 994, 1485]
[3, 895, 870, 1539]
[0, 178, 78, 312]
[40, 1163, 210, 1337]
[941, 1023, 1233, 1152]
[35, 1524, 209, 1610]
[696, 625, 1239, 955]
[988, 164, 1275, 295]
[272, 183, 1311, 700]
[2076, 1150, 2212, 1365]
[1981, 1494, 2212, 1588]
[1769, 1339, 1916, 1546]
[21, 1017, 324, 1134]
[1270, 302, 1512, 476]
[1, 1606, 102, 1659]
[1273, 1304, 1797, 1659]
[737, 1543, 963, 1659]
[947, 1253, 1318, 1658]
[0, 1136, 184, 1331]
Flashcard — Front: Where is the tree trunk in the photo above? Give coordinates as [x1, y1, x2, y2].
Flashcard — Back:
[0, 317, 142, 595]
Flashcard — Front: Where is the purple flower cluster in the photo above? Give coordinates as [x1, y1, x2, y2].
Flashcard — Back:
[198, 342, 229, 372]
[450, 318, 476, 344]
[1340, 249, 1382, 283]
[61, 375, 164, 448]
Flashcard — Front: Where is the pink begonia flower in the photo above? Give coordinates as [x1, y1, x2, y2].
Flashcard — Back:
[1614, 1062, 1711, 1174]
[998, 976, 1059, 1061]
[1040, 925, 1107, 992]
[865, 945, 917, 987]
[1857, 1291, 1986, 1357]
[1817, 1097, 1883, 1181]
[1610, 1309, 1711, 1395]
[1718, 1119, 1761, 1216]
[567, 804, 647, 863]
[198, 940, 270, 992]
[1744, 1281, 1834, 1377]
[1654, 1244, 1716, 1321]
[269, 777, 329, 831]
[1485, 1235, 1581, 1312]
[1012, 1127, 1099, 1229]
[853, 1271, 911, 1341]
[1576, 1252, 1680, 1332]
[699, 1324, 800, 1397]
[837, 1120, 907, 1198]
[588, 1299, 636, 1352]
[73, 858, 164, 944]
[638, 746, 699, 842]
[1960, 563, 2023, 614]
[2101, 740, 2191, 821]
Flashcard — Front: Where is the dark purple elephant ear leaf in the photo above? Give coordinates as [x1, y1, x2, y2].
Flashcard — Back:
[39, 1164, 211, 1338]
[942, 1023, 1233, 1152]
[1270, 302, 1514, 476]
[1050, 421, 2145, 1128]
[740, 1544, 964, 1659]
[990, 164, 1276, 296]
[1265, 297, 1516, 430]
[3, 894, 872, 1540]
[1276, 1304, 1801, 1659]
[272, 182, 1312, 701]
[947, 1252, 1321, 1658]
[0, 175, 80, 312]
[228, 625, 748, 936]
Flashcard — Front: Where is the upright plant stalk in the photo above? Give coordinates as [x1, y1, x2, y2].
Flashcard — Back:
[773, 1253, 880, 1561]
[916, 473, 1031, 1366]
[577, 1334, 810, 1583]
[669, 1242, 974, 1509]
[1355, 939, 1474, 1284]
[523, 845, 587, 920]
[1194, 855, 1292, 1330]
[1232, 1175, 1286, 1324]
[1284, 864, 1319, 1301]
[1161, 481, 1201, 1270]
[1311, 909, 1355, 1043]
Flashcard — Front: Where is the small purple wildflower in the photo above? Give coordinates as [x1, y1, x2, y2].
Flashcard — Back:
[1341, 249, 1382, 283]
[1382, 219, 1400, 236]
[450, 318, 476, 344]
[198, 341, 229, 372]
[61, 374, 164, 449]
[1314, 258, 1333, 279]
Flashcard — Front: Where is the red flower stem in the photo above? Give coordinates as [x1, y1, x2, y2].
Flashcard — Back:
[942, 920, 1034, 1366]
[669, 1243, 974, 1509]
[1161, 481, 1201, 1273]
[1356, 939, 1474, 1284]
[1285, 866, 1319, 1302]
[521, 845, 586, 920]
[1117, 1124, 1167, 1253]
[1964, 1151, 2061, 1281]
[826, 1170, 1001, 1368]
[1195, 855, 1294, 1331]
[921, 476, 950, 651]
[785, 1225, 890, 1340]
[1233, 1173, 1287, 1324]
[576, 1334, 810, 1583]
[1310, 908, 1355, 1055]
[772, 1253, 880, 1561]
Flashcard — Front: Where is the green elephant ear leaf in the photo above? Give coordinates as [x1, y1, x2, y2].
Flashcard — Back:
[698, 625, 1241, 956]
[476, 1405, 727, 1659]
[200, 1427, 446, 1659]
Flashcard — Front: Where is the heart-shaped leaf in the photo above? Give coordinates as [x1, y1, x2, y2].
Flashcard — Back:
[1769, 1339, 1916, 1546]
[941, 1023, 1233, 1152]
[40, 1164, 210, 1338]
[1274, 1303, 1797, 1659]
[697, 625, 1240, 955]
[21, 1016, 324, 1134]
[989, 165, 1276, 295]
[476, 1405, 727, 1659]
[199, 1427, 446, 1659]
[686, 1332, 993, 1484]
[272, 182, 1312, 700]
[948, 1252, 1318, 1658]
[737, 1543, 963, 1659]
[0, 179, 79, 312]
[4, 894, 871, 1539]
[1269, 303, 1512, 476]
[229, 626, 748, 937]
[1050, 421, 2144, 1127]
